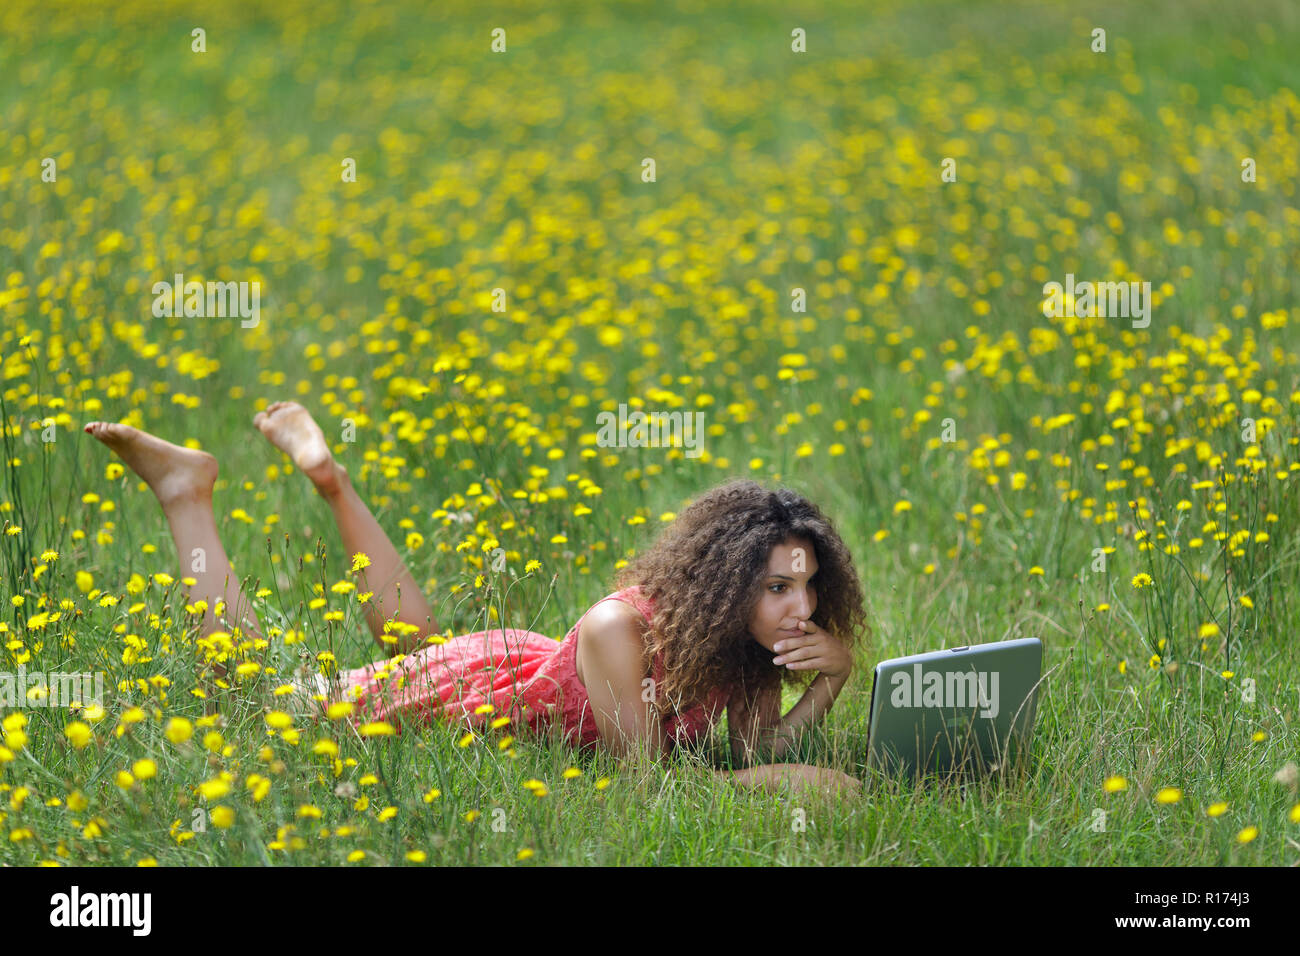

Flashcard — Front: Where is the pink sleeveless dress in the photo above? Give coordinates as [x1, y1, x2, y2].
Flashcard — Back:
[334, 585, 733, 751]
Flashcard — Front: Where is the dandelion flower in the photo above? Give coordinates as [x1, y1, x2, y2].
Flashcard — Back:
[64, 721, 93, 749]
[210, 806, 235, 829]
[326, 701, 355, 720]
[199, 778, 231, 800]
[1154, 787, 1182, 805]
[164, 717, 193, 744]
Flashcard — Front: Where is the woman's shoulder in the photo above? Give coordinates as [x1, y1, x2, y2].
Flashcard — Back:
[573, 586, 651, 647]
[594, 584, 655, 623]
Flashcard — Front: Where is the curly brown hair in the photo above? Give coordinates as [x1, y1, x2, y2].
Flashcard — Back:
[610, 477, 870, 722]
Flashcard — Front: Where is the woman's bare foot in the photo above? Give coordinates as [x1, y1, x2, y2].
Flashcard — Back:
[83, 422, 218, 510]
[254, 401, 346, 497]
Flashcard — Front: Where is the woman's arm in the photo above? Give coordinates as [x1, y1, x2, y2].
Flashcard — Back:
[728, 668, 851, 765]
[756, 619, 855, 759]
[578, 604, 672, 765]
[727, 683, 781, 767]
[757, 671, 852, 761]
[709, 763, 862, 795]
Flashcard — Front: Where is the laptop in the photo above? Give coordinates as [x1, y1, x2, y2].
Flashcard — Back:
[864, 637, 1042, 780]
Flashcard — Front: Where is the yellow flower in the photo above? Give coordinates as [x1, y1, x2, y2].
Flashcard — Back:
[297, 804, 322, 819]
[325, 701, 355, 720]
[198, 778, 231, 800]
[463, 810, 479, 823]
[64, 721, 93, 749]
[1206, 802, 1228, 817]
[312, 739, 339, 758]
[1251, 731, 1267, 742]
[210, 806, 235, 829]
[595, 777, 611, 790]
[115, 770, 135, 789]
[203, 731, 224, 752]
[1154, 787, 1182, 805]
[1221, 670, 1234, 680]
[1235, 826, 1258, 844]
[164, 717, 193, 744]
[562, 767, 583, 779]
[360, 721, 395, 737]
[1198, 622, 1221, 639]
[1103, 776, 1127, 793]
[406, 849, 427, 862]
[457, 732, 475, 748]
[422, 788, 441, 803]
[1131, 573, 1153, 589]
[1288, 803, 1300, 824]
[1028, 566, 1044, 576]
[516, 848, 534, 860]
[473, 703, 495, 715]
[132, 759, 157, 781]
[378, 806, 397, 822]
[350, 553, 371, 573]
[265, 711, 294, 730]
[347, 849, 365, 862]
[247, 774, 271, 802]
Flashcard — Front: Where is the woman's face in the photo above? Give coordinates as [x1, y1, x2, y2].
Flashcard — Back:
[748, 536, 820, 653]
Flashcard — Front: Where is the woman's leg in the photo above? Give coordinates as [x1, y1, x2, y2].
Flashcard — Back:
[82, 422, 265, 646]
[253, 401, 438, 654]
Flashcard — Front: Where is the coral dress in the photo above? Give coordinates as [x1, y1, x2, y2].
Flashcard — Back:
[335, 585, 733, 751]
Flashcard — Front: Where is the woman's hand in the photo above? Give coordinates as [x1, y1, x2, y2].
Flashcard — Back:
[785, 764, 863, 796]
[723, 763, 863, 796]
[772, 619, 853, 679]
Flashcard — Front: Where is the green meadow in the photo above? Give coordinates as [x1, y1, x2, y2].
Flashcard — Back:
[1, 0, 1298, 864]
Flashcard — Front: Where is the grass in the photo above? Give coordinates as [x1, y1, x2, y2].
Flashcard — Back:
[0, 0, 1298, 865]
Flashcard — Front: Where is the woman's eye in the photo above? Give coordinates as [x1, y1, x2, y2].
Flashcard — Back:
[770, 580, 815, 593]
